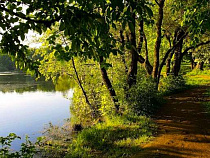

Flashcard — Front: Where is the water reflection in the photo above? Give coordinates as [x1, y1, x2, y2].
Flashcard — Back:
[0, 72, 56, 93]
[0, 72, 73, 150]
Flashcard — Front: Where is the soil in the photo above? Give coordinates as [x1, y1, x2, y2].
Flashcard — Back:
[133, 86, 210, 158]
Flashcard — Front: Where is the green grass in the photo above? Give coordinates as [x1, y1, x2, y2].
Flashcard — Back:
[38, 115, 156, 158]
[66, 115, 156, 158]
[185, 69, 210, 86]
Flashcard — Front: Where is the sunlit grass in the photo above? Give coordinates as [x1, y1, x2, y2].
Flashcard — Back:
[66, 115, 156, 157]
[185, 69, 210, 86]
[39, 115, 156, 158]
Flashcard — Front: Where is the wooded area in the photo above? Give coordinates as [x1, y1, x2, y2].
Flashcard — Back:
[0, 0, 210, 157]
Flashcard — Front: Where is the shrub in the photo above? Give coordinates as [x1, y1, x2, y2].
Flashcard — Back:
[126, 77, 162, 116]
[0, 133, 36, 158]
[160, 75, 186, 94]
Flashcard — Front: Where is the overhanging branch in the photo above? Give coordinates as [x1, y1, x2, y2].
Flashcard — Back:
[0, 5, 61, 25]
[182, 40, 210, 57]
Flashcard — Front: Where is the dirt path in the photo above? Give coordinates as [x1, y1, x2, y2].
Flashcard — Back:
[133, 86, 210, 158]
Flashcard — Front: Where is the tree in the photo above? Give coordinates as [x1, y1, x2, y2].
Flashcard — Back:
[0, 0, 153, 114]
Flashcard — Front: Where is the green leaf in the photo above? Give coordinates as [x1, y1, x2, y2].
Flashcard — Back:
[65, 46, 69, 51]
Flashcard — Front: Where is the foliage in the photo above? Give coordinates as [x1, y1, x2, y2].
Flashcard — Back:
[1, 0, 210, 157]
[0, 133, 37, 158]
[160, 75, 186, 95]
[126, 76, 162, 116]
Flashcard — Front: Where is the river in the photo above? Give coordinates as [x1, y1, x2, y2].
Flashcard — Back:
[0, 72, 72, 150]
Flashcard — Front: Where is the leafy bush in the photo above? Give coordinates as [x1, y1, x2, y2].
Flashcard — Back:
[0, 133, 36, 158]
[160, 75, 186, 94]
[126, 77, 162, 116]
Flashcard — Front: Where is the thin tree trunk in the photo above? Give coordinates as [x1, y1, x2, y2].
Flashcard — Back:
[99, 56, 119, 113]
[120, 30, 128, 74]
[165, 34, 172, 76]
[137, 20, 144, 54]
[143, 32, 153, 75]
[189, 52, 195, 69]
[72, 57, 95, 117]
[156, 32, 188, 88]
[166, 51, 174, 76]
[152, 0, 165, 80]
[127, 12, 138, 88]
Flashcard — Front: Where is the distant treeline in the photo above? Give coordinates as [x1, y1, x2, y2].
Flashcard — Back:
[0, 54, 16, 71]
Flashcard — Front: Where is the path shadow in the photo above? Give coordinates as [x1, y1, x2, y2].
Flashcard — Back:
[133, 86, 210, 158]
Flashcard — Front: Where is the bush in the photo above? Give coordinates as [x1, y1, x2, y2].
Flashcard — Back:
[0, 133, 37, 158]
[126, 77, 162, 116]
[160, 75, 186, 94]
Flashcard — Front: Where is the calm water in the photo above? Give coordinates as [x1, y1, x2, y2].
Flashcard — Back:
[0, 72, 73, 150]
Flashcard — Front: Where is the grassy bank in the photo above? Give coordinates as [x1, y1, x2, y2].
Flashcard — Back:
[37, 115, 156, 158]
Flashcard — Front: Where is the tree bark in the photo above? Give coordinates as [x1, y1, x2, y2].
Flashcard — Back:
[137, 20, 144, 54]
[156, 32, 188, 88]
[196, 61, 204, 70]
[127, 12, 138, 88]
[120, 30, 128, 74]
[172, 28, 185, 76]
[152, 0, 165, 80]
[166, 51, 174, 76]
[189, 52, 195, 69]
[143, 32, 153, 75]
[173, 36, 210, 76]
[99, 56, 119, 113]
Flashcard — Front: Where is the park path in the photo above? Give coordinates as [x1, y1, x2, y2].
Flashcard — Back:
[133, 86, 210, 158]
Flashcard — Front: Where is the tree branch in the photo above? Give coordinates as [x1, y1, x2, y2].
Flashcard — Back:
[156, 32, 188, 87]
[61, 34, 95, 117]
[181, 40, 210, 57]
[155, 0, 160, 6]
[0, 5, 61, 25]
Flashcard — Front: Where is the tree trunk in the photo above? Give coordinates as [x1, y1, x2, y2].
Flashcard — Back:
[189, 52, 195, 70]
[152, 0, 165, 80]
[137, 20, 144, 54]
[172, 28, 185, 76]
[120, 30, 128, 74]
[127, 12, 138, 88]
[196, 61, 204, 70]
[166, 51, 174, 76]
[99, 56, 119, 113]
[143, 32, 153, 75]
